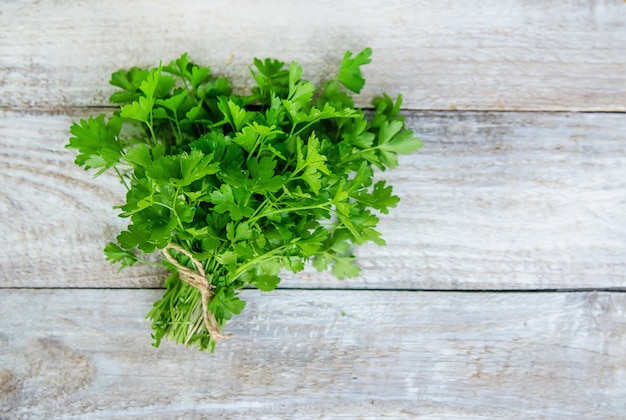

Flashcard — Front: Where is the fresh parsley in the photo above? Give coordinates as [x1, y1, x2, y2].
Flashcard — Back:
[67, 49, 422, 351]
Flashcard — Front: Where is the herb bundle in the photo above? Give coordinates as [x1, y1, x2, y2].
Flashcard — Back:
[67, 49, 422, 351]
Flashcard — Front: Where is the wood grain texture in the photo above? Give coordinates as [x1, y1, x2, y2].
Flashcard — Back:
[1, 0, 625, 111]
[0, 289, 624, 418]
[3, 1, 624, 416]
[2, 110, 625, 290]
[0, 110, 163, 288]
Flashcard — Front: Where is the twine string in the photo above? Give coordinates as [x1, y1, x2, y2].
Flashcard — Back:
[162, 243, 231, 341]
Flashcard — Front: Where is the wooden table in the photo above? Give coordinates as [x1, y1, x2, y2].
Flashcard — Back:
[2, 1, 625, 418]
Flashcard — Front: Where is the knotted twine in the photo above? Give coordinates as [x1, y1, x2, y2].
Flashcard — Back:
[162, 243, 231, 342]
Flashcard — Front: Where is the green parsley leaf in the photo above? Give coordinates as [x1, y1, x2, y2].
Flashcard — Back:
[67, 115, 123, 176]
[375, 120, 423, 169]
[249, 274, 281, 292]
[210, 184, 254, 221]
[337, 48, 372, 93]
[109, 67, 149, 103]
[104, 242, 140, 270]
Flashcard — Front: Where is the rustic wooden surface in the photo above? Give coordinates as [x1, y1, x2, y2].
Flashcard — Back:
[1, 290, 625, 418]
[1, 0, 625, 111]
[1, 0, 625, 418]
[2, 110, 626, 290]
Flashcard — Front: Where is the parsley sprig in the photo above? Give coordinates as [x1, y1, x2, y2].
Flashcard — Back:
[67, 49, 422, 351]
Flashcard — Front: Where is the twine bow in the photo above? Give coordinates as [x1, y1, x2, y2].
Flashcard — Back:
[162, 243, 231, 342]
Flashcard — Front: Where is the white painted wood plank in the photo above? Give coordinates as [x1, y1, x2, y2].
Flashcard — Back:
[0, 289, 624, 418]
[2, 110, 625, 289]
[0, 111, 163, 288]
[1, 0, 625, 111]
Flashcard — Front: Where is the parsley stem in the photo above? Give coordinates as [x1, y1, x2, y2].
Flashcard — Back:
[229, 245, 288, 282]
[249, 198, 272, 220]
[147, 123, 157, 146]
[173, 186, 186, 232]
[293, 120, 319, 138]
[250, 203, 331, 225]
[114, 166, 130, 191]
[293, 114, 359, 138]
[168, 120, 177, 147]
[152, 201, 173, 211]
[136, 258, 162, 267]
[174, 118, 183, 146]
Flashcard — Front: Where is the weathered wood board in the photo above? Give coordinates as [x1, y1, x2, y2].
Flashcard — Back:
[2, 110, 625, 290]
[1, 0, 625, 111]
[1, 289, 625, 418]
[1, 0, 625, 417]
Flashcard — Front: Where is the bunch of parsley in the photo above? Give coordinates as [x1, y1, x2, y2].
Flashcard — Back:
[67, 49, 422, 351]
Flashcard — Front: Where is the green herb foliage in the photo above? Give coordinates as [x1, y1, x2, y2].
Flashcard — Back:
[67, 49, 422, 351]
